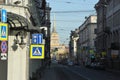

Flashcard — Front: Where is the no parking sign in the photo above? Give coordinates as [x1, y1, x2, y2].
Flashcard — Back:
[1, 41, 7, 53]
[0, 41, 8, 60]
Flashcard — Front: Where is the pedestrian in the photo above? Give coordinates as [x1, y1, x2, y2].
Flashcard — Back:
[83, 61, 85, 66]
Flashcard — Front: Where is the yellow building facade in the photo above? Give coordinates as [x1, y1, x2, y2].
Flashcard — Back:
[50, 16, 69, 60]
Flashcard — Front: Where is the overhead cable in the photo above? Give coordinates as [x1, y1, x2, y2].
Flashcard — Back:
[51, 10, 95, 13]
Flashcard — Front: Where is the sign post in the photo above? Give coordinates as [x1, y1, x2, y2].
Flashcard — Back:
[0, 9, 8, 80]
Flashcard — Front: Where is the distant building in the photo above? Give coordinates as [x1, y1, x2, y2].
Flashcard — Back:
[50, 16, 68, 60]
[69, 29, 79, 63]
[57, 44, 69, 60]
[50, 16, 60, 50]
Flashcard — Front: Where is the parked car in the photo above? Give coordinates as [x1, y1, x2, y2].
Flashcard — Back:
[90, 62, 97, 68]
[95, 62, 105, 70]
[52, 60, 58, 64]
[68, 61, 73, 66]
[90, 62, 105, 70]
[85, 61, 91, 68]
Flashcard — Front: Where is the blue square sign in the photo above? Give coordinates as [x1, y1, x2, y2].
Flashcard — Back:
[1, 26, 7, 38]
[30, 44, 45, 59]
[1, 9, 7, 23]
[32, 47, 42, 56]
[32, 34, 38, 44]
[38, 34, 43, 44]
[32, 34, 43, 44]
[0, 23, 8, 41]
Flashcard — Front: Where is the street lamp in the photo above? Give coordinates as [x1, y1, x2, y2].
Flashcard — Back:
[19, 36, 26, 49]
[11, 31, 26, 50]
[14, 1, 21, 5]
[11, 38, 18, 51]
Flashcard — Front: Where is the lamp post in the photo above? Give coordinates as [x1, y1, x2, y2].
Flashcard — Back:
[19, 36, 26, 49]
[11, 38, 18, 51]
[11, 31, 26, 50]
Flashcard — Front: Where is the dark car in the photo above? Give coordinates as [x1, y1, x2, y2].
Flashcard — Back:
[90, 62, 97, 69]
[95, 62, 105, 70]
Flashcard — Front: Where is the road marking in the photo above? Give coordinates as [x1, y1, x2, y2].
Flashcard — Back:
[64, 66, 91, 80]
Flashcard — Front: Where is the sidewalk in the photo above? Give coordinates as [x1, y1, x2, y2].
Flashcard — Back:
[78, 65, 120, 75]
[40, 64, 58, 80]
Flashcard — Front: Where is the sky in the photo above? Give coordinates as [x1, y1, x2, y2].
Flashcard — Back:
[46, 0, 99, 45]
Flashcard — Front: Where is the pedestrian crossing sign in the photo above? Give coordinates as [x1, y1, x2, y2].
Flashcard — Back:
[30, 44, 44, 59]
[0, 23, 8, 41]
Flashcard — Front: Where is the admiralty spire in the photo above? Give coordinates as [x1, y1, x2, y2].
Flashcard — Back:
[50, 15, 60, 50]
[50, 15, 69, 61]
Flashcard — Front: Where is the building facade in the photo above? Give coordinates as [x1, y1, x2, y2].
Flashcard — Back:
[50, 16, 60, 60]
[106, 0, 120, 70]
[95, 0, 107, 62]
[69, 29, 79, 63]
[78, 15, 97, 65]
[95, 0, 120, 70]
[50, 16, 60, 50]
[0, 0, 5, 4]
[0, 0, 51, 80]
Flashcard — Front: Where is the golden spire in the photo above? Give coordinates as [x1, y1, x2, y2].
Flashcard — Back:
[52, 14, 56, 33]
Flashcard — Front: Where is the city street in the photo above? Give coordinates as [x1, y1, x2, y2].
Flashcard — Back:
[41, 63, 120, 80]
[1, 0, 120, 80]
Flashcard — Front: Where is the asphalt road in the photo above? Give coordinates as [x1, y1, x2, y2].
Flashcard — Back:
[41, 63, 120, 80]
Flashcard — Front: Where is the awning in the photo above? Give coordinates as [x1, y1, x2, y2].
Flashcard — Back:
[0, 12, 40, 32]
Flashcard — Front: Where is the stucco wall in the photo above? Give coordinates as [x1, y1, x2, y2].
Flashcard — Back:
[8, 33, 28, 80]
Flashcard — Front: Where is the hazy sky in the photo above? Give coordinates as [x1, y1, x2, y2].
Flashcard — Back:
[46, 0, 99, 45]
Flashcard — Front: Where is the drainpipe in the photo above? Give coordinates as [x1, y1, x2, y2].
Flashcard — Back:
[26, 32, 30, 80]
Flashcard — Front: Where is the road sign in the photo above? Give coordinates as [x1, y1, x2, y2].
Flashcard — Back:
[32, 47, 42, 56]
[30, 44, 44, 59]
[32, 34, 43, 44]
[1, 53, 7, 60]
[0, 23, 8, 41]
[1, 9, 7, 23]
[38, 34, 43, 44]
[32, 34, 37, 44]
[1, 41, 7, 53]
